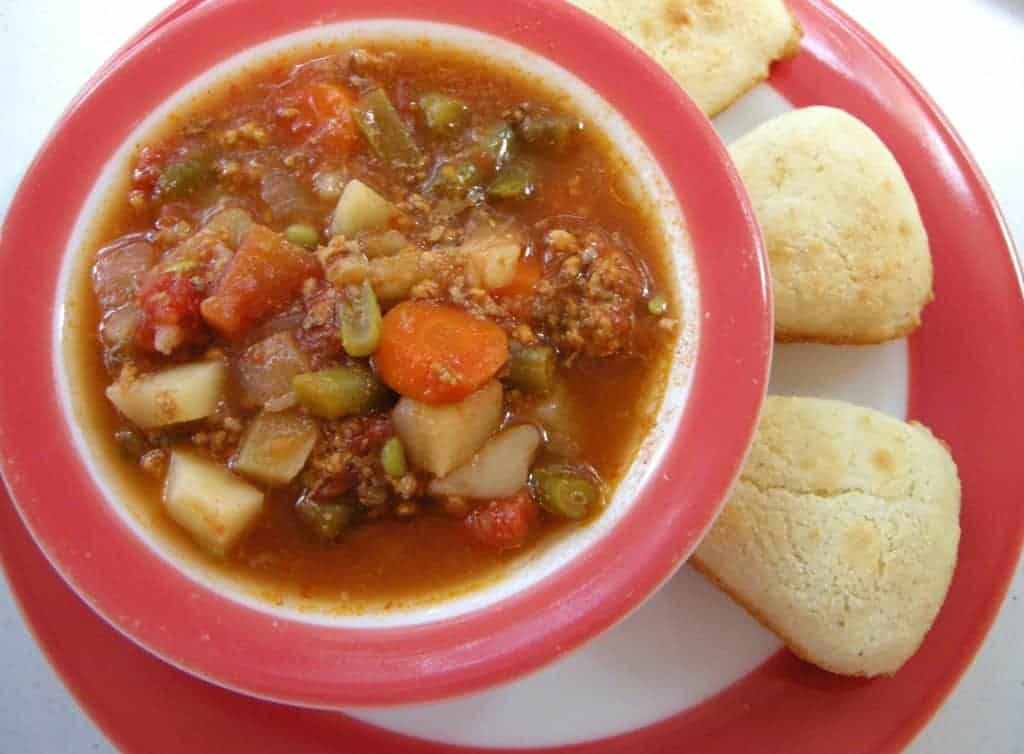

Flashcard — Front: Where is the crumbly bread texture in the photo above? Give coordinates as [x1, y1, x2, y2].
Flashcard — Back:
[692, 396, 960, 677]
[567, 0, 802, 117]
[730, 107, 933, 343]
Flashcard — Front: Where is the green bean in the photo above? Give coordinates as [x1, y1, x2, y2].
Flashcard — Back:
[419, 93, 470, 134]
[353, 89, 421, 165]
[296, 496, 353, 541]
[340, 280, 382, 357]
[380, 437, 407, 478]
[157, 157, 213, 198]
[647, 294, 668, 316]
[517, 112, 583, 151]
[293, 366, 388, 419]
[488, 160, 535, 200]
[507, 344, 555, 394]
[285, 223, 320, 249]
[531, 466, 601, 519]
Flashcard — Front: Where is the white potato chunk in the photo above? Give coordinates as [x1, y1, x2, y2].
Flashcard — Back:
[106, 361, 227, 429]
[392, 380, 503, 477]
[467, 239, 521, 290]
[429, 424, 542, 498]
[330, 179, 396, 238]
[163, 451, 264, 556]
[233, 411, 318, 486]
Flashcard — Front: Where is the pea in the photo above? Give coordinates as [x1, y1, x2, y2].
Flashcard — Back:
[292, 366, 389, 419]
[418, 93, 470, 134]
[340, 280, 382, 357]
[296, 496, 353, 541]
[381, 437, 407, 478]
[488, 160, 535, 200]
[507, 344, 555, 394]
[285, 223, 320, 249]
[647, 294, 668, 316]
[531, 466, 602, 519]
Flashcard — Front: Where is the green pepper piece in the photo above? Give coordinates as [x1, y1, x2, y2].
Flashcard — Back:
[353, 89, 422, 165]
[285, 223, 320, 249]
[488, 160, 536, 200]
[292, 366, 388, 419]
[517, 112, 583, 151]
[418, 93, 470, 134]
[531, 466, 601, 519]
[340, 280, 382, 357]
[296, 496, 354, 541]
[380, 437, 407, 478]
[157, 157, 213, 198]
[507, 344, 555, 394]
[477, 122, 515, 166]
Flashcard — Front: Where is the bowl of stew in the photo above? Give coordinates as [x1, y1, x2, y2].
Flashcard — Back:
[0, 0, 770, 706]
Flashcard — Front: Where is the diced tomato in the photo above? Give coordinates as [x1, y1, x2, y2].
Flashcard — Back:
[132, 146, 169, 194]
[135, 270, 205, 352]
[463, 490, 539, 551]
[284, 82, 359, 155]
[200, 225, 321, 340]
[493, 255, 543, 298]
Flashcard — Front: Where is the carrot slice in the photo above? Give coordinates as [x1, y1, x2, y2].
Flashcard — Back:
[374, 301, 509, 404]
[200, 225, 320, 340]
[493, 255, 543, 298]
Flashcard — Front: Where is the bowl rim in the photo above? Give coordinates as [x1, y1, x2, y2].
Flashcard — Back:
[0, 0, 771, 707]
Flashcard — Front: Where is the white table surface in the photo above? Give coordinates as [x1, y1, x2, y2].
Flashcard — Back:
[1, 1, 1021, 752]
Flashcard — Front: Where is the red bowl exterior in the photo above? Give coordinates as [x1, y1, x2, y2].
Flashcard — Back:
[0, 0, 770, 706]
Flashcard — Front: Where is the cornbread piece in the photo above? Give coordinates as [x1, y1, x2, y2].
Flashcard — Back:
[568, 0, 802, 116]
[731, 107, 933, 343]
[693, 396, 960, 676]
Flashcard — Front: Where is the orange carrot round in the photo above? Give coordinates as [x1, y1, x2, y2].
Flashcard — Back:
[374, 301, 509, 404]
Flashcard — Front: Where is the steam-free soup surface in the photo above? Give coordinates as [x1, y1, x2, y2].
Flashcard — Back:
[73, 42, 679, 610]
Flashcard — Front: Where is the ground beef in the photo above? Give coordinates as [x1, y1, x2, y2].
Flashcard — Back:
[302, 415, 423, 511]
[530, 230, 643, 358]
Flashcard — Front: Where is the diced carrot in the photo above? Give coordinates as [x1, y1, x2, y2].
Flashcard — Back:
[200, 225, 320, 340]
[463, 490, 538, 550]
[493, 255, 543, 298]
[374, 301, 509, 404]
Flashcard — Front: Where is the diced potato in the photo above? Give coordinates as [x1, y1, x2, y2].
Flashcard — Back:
[204, 207, 254, 248]
[163, 451, 264, 556]
[325, 251, 369, 287]
[236, 332, 310, 409]
[369, 248, 461, 301]
[106, 361, 226, 429]
[392, 380, 503, 477]
[362, 229, 410, 258]
[233, 411, 318, 486]
[330, 179, 396, 239]
[369, 250, 423, 301]
[429, 424, 541, 498]
[467, 239, 521, 290]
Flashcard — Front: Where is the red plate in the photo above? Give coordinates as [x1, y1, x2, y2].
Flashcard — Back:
[2, 0, 1024, 752]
